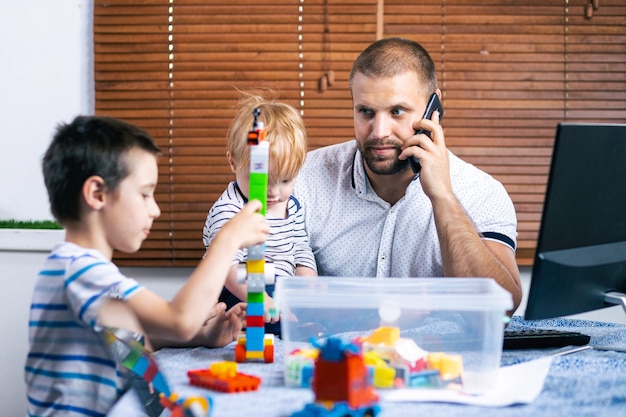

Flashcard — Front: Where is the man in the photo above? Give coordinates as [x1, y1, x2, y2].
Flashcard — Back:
[294, 37, 522, 312]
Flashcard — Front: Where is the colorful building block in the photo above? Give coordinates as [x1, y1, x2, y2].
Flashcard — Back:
[290, 337, 380, 417]
[102, 326, 212, 416]
[187, 361, 261, 393]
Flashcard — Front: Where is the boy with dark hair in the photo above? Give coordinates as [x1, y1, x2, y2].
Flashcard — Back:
[25, 115, 269, 416]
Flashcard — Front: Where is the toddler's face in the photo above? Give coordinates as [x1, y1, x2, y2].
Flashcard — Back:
[235, 168, 295, 218]
[229, 147, 298, 217]
[266, 176, 296, 212]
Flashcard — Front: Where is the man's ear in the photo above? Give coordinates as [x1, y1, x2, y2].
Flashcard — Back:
[82, 175, 107, 210]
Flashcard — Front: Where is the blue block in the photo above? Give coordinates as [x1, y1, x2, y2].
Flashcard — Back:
[302, 364, 314, 388]
[246, 326, 265, 341]
[133, 356, 149, 376]
[247, 302, 264, 316]
[151, 372, 170, 397]
[409, 370, 441, 388]
[247, 339, 264, 352]
[246, 332, 265, 351]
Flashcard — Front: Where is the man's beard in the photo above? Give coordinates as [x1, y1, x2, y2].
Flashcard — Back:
[359, 141, 410, 175]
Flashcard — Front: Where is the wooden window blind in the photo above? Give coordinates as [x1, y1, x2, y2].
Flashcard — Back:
[95, 2, 172, 265]
[384, 0, 626, 264]
[94, 0, 625, 267]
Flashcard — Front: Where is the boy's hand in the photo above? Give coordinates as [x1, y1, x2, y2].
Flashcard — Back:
[222, 200, 269, 248]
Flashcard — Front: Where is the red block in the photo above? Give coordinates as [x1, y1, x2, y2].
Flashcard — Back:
[188, 369, 262, 393]
[247, 315, 265, 328]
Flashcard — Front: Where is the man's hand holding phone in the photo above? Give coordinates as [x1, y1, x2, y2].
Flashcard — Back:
[408, 92, 444, 174]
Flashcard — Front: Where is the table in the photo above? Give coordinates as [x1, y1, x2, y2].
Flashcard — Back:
[110, 317, 626, 417]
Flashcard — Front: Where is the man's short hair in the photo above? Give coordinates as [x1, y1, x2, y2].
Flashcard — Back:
[349, 37, 438, 97]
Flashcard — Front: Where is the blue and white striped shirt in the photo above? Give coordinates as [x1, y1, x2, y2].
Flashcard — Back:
[203, 181, 317, 276]
[25, 242, 143, 417]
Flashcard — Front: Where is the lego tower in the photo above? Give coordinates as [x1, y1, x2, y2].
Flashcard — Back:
[235, 108, 275, 363]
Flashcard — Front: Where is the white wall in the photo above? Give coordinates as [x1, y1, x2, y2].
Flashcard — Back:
[0, 2, 93, 414]
[0, 0, 93, 221]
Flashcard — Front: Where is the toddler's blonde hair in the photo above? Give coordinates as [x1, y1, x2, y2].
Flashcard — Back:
[227, 92, 307, 182]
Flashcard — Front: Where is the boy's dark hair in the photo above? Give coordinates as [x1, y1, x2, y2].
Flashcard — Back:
[43, 115, 161, 223]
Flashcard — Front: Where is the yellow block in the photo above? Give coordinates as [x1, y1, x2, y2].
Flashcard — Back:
[439, 354, 463, 381]
[246, 350, 264, 360]
[427, 352, 444, 370]
[209, 361, 237, 378]
[373, 365, 396, 389]
[296, 348, 319, 360]
[363, 350, 386, 367]
[182, 397, 209, 414]
[246, 259, 265, 274]
[365, 326, 400, 346]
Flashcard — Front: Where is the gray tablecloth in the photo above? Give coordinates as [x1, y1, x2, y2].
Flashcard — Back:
[110, 316, 626, 416]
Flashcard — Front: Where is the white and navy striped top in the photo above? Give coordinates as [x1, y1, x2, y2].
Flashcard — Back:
[25, 242, 143, 417]
[203, 182, 317, 276]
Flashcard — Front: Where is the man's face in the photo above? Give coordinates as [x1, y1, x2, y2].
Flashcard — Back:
[352, 72, 428, 176]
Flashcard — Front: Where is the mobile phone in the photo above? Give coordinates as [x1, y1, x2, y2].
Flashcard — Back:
[409, 93, 444, 174]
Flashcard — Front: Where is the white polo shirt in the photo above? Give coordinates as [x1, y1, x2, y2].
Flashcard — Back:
[294, 141, 517, 278]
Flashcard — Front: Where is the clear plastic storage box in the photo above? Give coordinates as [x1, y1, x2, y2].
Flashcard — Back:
[275, 277, 513, 393]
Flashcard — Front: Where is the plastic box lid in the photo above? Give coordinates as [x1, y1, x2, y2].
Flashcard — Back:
[275, 277, 513, 312]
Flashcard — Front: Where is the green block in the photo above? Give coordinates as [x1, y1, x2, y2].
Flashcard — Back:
[249, 172, 268, 215]
[121, 347, 142, 369]
[247, 291, 265, 304]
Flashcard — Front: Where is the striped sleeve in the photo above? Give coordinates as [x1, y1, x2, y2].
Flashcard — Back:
[289, 197, 317, 272]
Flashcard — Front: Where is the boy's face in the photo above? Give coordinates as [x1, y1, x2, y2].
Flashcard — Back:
[102, 148, 161, 253]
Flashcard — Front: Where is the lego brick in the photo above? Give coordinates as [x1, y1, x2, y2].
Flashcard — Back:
[247, 302, 264, 317]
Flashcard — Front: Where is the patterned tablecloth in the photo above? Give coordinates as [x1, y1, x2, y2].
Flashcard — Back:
[110, 316, 626, 417]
